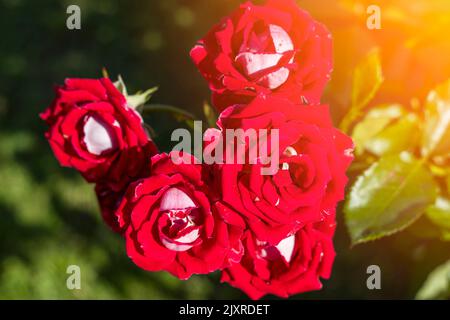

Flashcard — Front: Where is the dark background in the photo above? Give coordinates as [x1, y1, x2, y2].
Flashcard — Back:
[0, 0, 449, 299]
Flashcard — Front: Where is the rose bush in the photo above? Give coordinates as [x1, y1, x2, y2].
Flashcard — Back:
[39, 0, 352, 300]
[116, 153, 245, 279]
[40, 78, 157, 190]
[190, 0, 332, 111]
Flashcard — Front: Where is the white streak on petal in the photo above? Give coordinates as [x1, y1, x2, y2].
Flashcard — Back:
[284, 146, 298, 157]
[175, 229, 200, 244]
[235, 52, 283, 77]
[260, 249, 268, 258]
[83, 116, 115, 155]
[276, 235, 295, 263]
[270, 25, 294, 53]
[160, 188, 196, 211]
[161, 238, 193, 252]
[257, 67, 290, 89]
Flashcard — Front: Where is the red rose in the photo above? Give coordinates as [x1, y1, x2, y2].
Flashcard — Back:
[214, 95, 353, 244]
[40, 78, 157, 190]
[117, 152, 245, 280]
[221, 211, 336, 299]
[190, 0, 332, 111]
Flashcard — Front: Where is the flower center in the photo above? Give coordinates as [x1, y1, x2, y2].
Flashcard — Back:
[258, 235, 296, 264]
[83, 115, 116, 155]
[280, 146, 315, 189]
[159, 187, 201, 252]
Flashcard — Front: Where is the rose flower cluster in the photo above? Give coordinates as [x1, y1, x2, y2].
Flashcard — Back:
[40, 0, 353, 299]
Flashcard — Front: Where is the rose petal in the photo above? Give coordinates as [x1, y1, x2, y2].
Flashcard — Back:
[83, 115, 116, 155]
[235, 52, 283, 77]
[276, 234, 296, 263]
[159, 187, 196, 211]
[257, 67, 290, 89]
[269, 24, 294, 53]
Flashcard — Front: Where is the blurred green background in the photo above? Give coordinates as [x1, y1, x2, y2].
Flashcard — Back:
[0, 0, 449, 299]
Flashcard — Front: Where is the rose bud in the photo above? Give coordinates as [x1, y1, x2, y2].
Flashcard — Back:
[190, 0, 332, 111]
[40, 78, 157, 191]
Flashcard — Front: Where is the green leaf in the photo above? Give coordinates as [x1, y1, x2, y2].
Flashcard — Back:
[203, 101, 217, 128]
[415, 260, 450, 300]
[104, 72, 158, 109]
[127, 87, 158, 109]
[352, 104, 405, 156]
[409, 195, 450, 242]
[345, 153, 437, 245]
[100, 70, 127, 96]
[340, 48, 384, 133]
[421, 79, 450, 158]
[113, 74, 128, 96]
[428, 163, 448, 177]
[101, 67, 110, 79]
[427, 197, 450, 229]
[351, 48, 384, 110]
[364, 113, 420, 157]
[426, 197, 450, 238]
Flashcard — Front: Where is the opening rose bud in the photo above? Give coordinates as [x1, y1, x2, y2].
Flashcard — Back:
[158, 187, 202, 252]
[235, 24, 294, 89]
[190, 0, 332, 111]
[40, 78, 157, 191]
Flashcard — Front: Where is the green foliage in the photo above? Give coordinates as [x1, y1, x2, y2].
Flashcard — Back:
[340, 49, 384, 133]
[421, 79, 450, 159]
[351, 49, 384, 112]
[345, 77, 450, 246]
[109, 73, 159, 110]
[345, 153, 437, 245]
[203, 101, 217, 128]
[0, 130, 218, 299]
[343, 55, 450, 297]
[426, 197, 450, 241]
[415, 260, 450, 300]
[352, 104, 420, 157]
[364, 115, 420, 157]
[127, 87, 159, 110]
